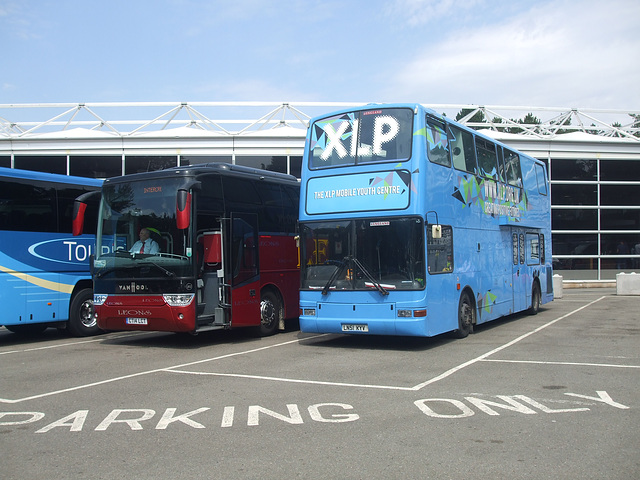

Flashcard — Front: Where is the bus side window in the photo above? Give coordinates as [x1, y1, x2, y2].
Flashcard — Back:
[476, 138, 498, 180]
[527, 233, 540, 265]
[427, 224, 453, 274]
[503, 148, 523, 188]
[2, 179, 56, 233]
[535, 163, 548, 195]
[448, 125, 477, 175]
[497, 146, 506, 183]
[426, 116, 450, 167]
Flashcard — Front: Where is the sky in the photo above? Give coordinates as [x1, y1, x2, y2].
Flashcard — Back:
[1, 0, 639, 110]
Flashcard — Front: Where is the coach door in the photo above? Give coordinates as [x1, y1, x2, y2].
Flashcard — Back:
[512, 229, 528, 312]
[228, 212, 261, 326]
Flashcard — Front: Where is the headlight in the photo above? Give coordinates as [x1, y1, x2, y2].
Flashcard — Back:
[93, 294, 108, 305]
[163, 294, 195, 306]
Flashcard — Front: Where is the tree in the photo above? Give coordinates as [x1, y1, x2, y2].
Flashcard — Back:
[630, 114, 640, 138]
[455, 108, 486, 130]
[505, 112, 541, 134]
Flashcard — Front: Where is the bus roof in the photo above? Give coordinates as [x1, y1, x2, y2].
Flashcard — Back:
[307, 103, 547, 168]
[104, 162, 300, 185]
[0, 166, 103, 187]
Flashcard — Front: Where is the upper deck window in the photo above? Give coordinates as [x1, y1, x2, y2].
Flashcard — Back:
[476, 137, 499, 180]
[426, 116, 451, 167]
[503, 148, 523, 188]
[309, 108, 413, 169]
[448, 125, 477, 175]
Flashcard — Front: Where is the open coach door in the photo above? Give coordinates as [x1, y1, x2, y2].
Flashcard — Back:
[227, 212, 260, 328]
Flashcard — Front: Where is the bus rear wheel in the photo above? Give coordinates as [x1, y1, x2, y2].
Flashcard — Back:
[257, 290, 282, 337]
[529, 282, 541, 315]
[67, 288, 101, 337]
[454, 291, 475, 339]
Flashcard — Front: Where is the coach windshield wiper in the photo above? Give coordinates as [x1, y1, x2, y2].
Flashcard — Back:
[351, 256, 389, 296]
[321, 257, 348, 296]
[94, 264, 137, 278]
[143, 261, 175, 277]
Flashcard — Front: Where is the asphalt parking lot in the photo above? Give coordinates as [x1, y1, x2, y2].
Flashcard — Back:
[1, 288, 639, 480]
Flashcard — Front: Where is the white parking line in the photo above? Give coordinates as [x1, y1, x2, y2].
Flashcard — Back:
[0, 296, 610, 403]
[410, 296, 607, 390]
[166, 369, 416, 391]
[0, 331, 153, 356]
[166, 296, 610, 392]
[0, 335, 327, 404]
[481, 359, 640, 369]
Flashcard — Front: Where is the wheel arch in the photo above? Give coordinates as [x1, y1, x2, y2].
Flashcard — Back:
[69, 279, 93, 316]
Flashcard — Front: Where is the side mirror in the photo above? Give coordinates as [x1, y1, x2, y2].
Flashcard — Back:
[72, 200, 87, 236]
[176, 189, 191, 230]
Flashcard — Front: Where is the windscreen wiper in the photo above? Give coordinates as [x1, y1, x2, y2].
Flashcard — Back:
[321, 257, 348, 295]
[351, 256, 389, 296]
[143, 261, 175, 277]
[94, 264, 136, 278]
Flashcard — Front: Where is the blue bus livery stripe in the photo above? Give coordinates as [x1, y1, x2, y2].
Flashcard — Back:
[0, 264, 75, 294]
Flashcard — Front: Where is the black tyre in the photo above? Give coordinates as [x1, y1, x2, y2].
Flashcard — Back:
[454, 291, 475, 339]
[257, 290, 281, 337]
[529, 282, 541, 315]
[67, 288, 101, 337]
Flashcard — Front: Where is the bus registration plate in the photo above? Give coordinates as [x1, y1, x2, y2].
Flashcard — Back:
[126, 318, 148, 325]
[342, 324, 368, 332]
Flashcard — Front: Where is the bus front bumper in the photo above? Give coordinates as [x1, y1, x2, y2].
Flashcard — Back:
[95, 295, 196, 333]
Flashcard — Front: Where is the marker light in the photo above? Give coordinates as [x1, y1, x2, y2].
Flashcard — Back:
[398, 309, 427, 318]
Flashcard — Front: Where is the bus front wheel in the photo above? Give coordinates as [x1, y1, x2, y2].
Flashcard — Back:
[257, 290, 282, 337]
[454, 291, 475, 339]
[67, 288, 101, 337]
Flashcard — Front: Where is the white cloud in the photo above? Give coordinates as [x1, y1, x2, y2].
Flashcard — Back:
[384, 0, 485, 26]
[386, 0, 640, 109]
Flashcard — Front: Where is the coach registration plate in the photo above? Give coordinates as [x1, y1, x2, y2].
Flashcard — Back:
[342, 324, 368, 332]
[126, 318, 148, 325]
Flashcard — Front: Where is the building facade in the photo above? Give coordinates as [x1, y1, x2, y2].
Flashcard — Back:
[1, 102, 639, 282]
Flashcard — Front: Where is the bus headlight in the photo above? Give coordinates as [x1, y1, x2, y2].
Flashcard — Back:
[94, 294, 108, 305]
[163, 294, 195, 306]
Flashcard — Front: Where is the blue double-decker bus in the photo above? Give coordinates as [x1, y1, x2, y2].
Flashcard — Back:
[0, 167, 102, 336]
[298, 104, 553, 338]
